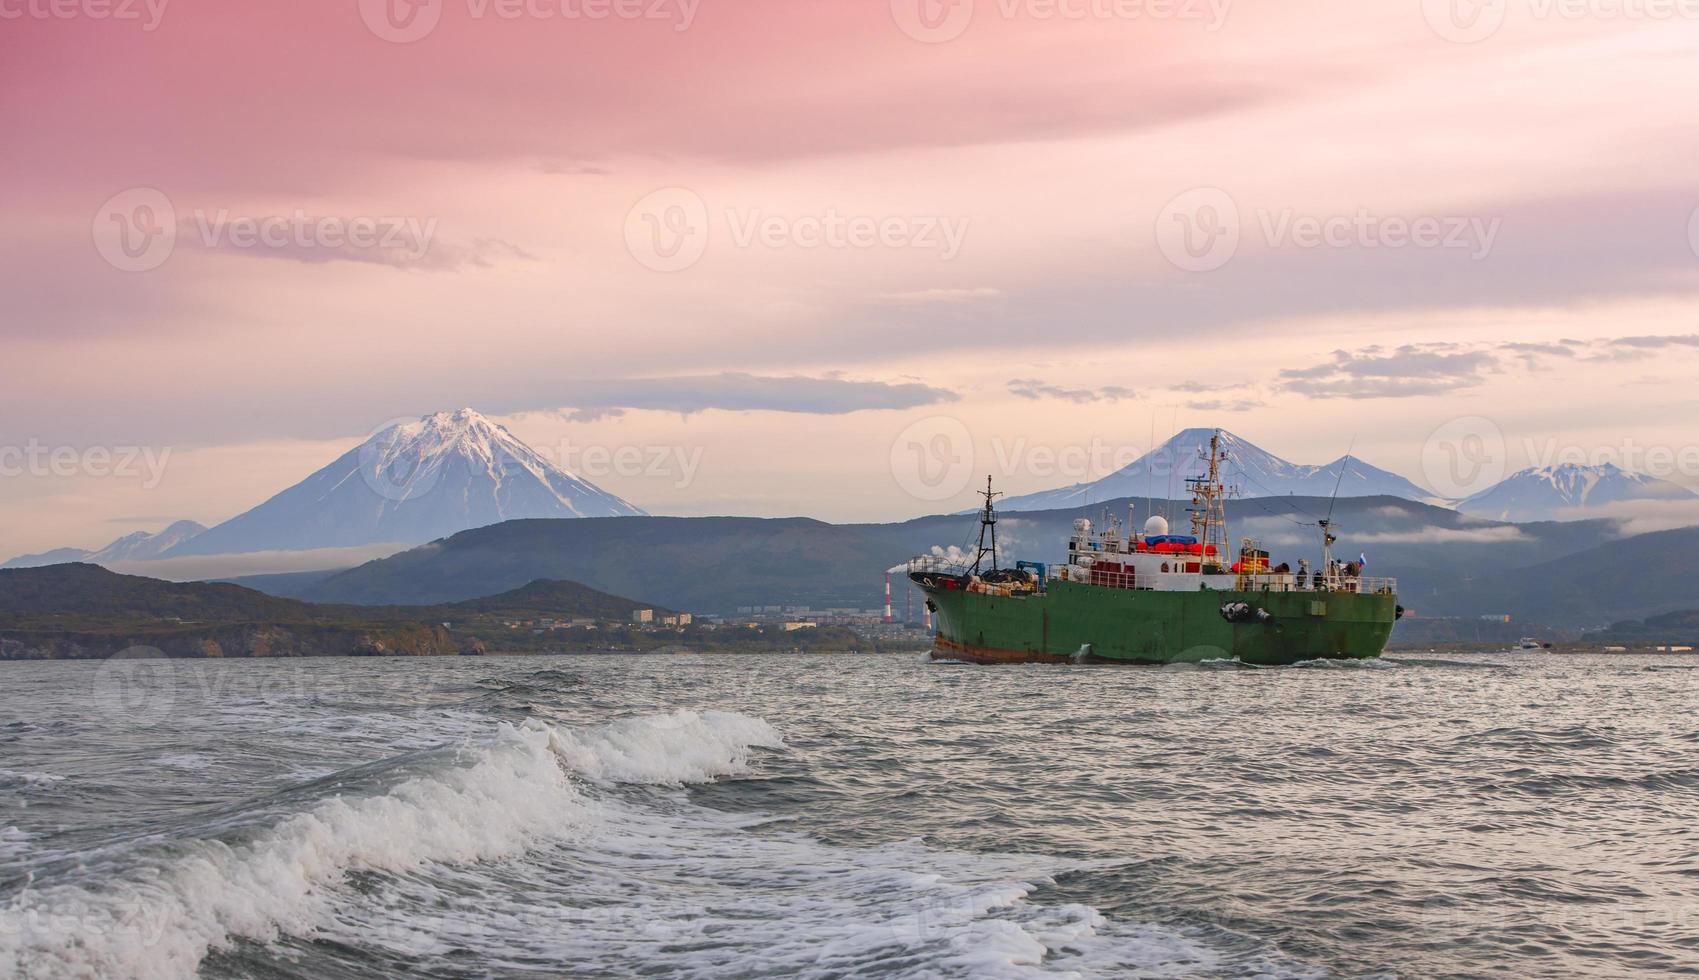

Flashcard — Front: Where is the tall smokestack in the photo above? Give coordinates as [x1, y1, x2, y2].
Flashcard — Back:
[883, 573, 893, 624]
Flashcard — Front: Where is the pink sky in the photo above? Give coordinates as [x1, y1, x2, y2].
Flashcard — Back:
[4, 0, 1699, 555]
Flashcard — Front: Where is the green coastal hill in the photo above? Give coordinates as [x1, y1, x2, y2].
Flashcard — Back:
[0, 565, 660, 660]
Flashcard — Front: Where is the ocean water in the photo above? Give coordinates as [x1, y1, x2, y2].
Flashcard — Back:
[1, 651, 1696, 979]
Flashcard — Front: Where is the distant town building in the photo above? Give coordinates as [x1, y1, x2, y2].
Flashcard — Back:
[782, 621, 817, 632]
[632, 609, 654, 624]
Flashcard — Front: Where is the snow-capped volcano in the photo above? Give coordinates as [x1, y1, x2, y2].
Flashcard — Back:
[90, 520, 209, 562]
[998, 428, 1429, 512]
[1456, 462, 1696, 522]
[164, 409, 645, 557]
[1, 521, 208, 569]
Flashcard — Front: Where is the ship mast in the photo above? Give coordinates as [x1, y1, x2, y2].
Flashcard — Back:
[1185, 431, 1235, 571]
[972, 476, 1001, 575]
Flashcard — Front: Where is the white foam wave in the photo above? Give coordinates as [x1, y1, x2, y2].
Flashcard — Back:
[544, 709, 784, 785]
[0, 708, 1297, 979]
[0, 770, 66, 789]
[309, 812, 1232, 979]
[1287, 656, 1398, 669]
[0, 827, 29, 861]
[0, 710, 781, 980]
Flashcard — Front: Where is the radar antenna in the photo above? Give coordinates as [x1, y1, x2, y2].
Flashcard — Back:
[1318, 437, 1355, 587]
[1185, 430, 1237, 572]
[972, 476, 1002, 575]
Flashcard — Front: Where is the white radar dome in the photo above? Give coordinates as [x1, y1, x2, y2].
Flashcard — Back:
[1072, 518, 1092, 534]
[1144, 515, 1170, 537]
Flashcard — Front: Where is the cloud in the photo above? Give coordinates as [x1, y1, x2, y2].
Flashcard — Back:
[1185, 398, 1264, 413]
[1610, 334, 1699, 349]
[1162, 380, 1263, 412]
[1500, 341, 1578, 357]
[104, 544, 411, 582]
[563, 407, 627, 423]
[1007, 378, 1136, 404]
[182, 219, 535, 271]
[1277, 344, 1499, 399]
[557, 373, 958, 417]
[1353, 526, 1529, 544]
[1555, 498, 1699, 537]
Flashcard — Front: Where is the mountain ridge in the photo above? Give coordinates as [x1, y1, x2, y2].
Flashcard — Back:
[272, 496, 1653, 625]
[1, 520, 208, 570]
[1456, 462, 1696, 522]
[998, 428, 1432, 512]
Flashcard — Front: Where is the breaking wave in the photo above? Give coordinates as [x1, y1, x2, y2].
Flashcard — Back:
[0, 711, 777, 980]
[0, 709, 1244, 979]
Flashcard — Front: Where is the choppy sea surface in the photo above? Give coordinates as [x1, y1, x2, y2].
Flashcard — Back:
[2, 650, 1697, 979]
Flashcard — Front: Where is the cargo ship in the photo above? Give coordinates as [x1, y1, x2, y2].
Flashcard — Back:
[908, 432, 1401, 666]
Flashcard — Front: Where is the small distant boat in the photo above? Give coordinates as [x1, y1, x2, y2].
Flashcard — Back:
[1516, 637, 1543, 650]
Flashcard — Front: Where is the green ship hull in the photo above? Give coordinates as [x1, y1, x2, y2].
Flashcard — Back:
[922, 579, 1396, 666]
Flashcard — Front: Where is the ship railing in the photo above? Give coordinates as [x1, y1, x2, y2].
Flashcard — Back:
[907, 555, 970, 577]
[1354, 576, 1398, 595]
[1237, 574, 1398, 595]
